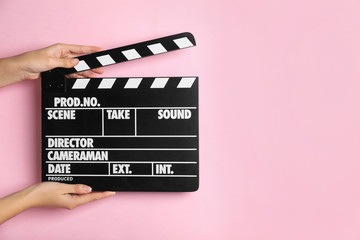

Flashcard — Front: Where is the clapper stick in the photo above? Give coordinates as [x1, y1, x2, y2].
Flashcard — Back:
[52, 32, 196, 76]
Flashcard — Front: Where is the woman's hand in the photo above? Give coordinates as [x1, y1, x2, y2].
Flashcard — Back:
[25, 182, 115, 209]
[0, 43, 104, 87]
[0, 182, 115, 224]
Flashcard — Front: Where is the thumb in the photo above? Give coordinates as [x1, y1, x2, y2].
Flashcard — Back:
[53, 58, 79, 69]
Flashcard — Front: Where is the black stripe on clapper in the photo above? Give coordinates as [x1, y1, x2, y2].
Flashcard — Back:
[52, 32, 196, 76]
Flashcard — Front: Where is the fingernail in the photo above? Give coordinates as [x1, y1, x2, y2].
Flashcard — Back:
[108, 191, 116, 195]
[72, 58, 79, 65]
[84, 186, 92, 193]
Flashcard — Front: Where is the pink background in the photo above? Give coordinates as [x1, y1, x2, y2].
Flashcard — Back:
[1, 0, 360, 239]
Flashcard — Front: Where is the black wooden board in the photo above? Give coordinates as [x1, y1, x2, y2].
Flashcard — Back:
[41, 33, 199, 191]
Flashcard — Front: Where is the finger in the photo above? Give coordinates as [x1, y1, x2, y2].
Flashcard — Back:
[66, 73, 83, 78]
[66, 69, 102, 79]
[73, 192, 116, 207]
[63, 184, 92, 194]
[91, 67, 104, 74]
[76, 71, 97, 78]
[51, 57, 79, 69]
[61, 44, 104, 55]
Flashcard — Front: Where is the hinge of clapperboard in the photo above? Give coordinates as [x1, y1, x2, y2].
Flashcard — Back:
[41, 32, 196, 92]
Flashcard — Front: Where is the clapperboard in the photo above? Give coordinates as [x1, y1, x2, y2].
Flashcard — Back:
[41, 32, 198, 191]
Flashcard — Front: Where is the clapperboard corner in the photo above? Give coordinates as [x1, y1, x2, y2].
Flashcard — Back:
[41, 32, 199, 192]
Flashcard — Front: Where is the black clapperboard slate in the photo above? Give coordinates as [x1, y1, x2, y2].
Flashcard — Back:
[41, 33, 199, 191]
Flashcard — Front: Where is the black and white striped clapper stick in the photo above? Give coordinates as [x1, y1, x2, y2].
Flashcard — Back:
[41, 32, 199, 192]
[52, 32, 196, 76]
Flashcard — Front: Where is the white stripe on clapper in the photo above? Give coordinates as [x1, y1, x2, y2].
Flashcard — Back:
[177, 77, 196, 88]
[72, 78, 90, 89]
[147, 43, 168, 55]
[96, 54, 116, 66]
[121, 49, 141, 60]
[150, 78, 169, 88]
[124, 78, 142, 88]
[74, 60, 90, 72]
[173, 37, 193, 49]
[98, 78, 116, 89]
